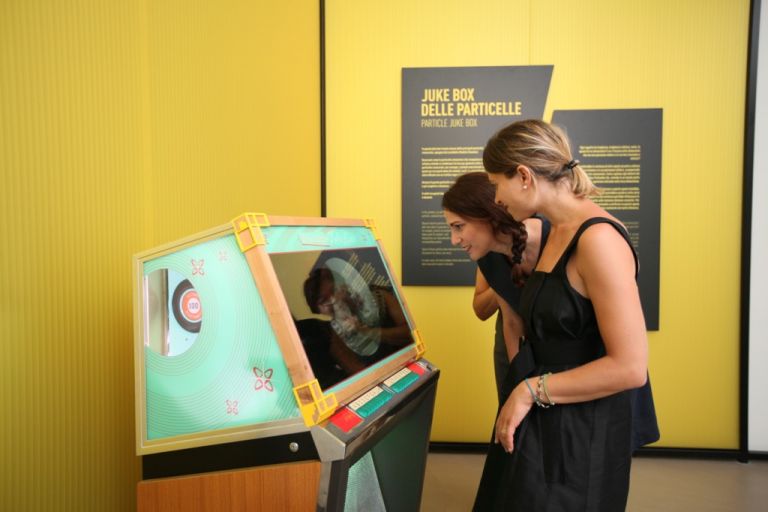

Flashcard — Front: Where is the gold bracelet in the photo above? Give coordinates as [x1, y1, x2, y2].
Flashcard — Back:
[536, 373, 554, 407]
[538, 372, 555, 406]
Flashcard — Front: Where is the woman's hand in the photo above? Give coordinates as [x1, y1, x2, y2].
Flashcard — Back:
[495, 379, 535, 453]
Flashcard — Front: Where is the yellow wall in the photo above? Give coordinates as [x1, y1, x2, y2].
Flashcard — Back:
[0, 1, 319, 510]
[325, 0, 749, 448]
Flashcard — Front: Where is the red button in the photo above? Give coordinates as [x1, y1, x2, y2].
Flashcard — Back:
[329, 407, 363, 433]
[407, 362, 426, 376]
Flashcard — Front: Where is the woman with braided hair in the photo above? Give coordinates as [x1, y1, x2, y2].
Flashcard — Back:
[442, 171, 550, 404]
[474, 119, 658, 511]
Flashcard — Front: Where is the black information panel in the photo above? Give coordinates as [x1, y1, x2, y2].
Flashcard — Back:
[402, 66, 553, 285]
[552, 109, 662, 330]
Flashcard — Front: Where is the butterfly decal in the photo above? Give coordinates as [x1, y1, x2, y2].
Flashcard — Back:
[253, 367, 274, 392]
[191, 259, 205, 276]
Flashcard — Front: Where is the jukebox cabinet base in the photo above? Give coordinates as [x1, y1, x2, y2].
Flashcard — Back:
[318, 367, 438, 512]
[137, 461, 321, 512]
[136, 365, 439, 512]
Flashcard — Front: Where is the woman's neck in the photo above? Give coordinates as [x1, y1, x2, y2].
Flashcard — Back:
[535, 183, 591, 228]
[491, 232, 514, 257]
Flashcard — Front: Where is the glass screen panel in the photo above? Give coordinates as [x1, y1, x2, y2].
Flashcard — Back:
[270, 247, 414, 389]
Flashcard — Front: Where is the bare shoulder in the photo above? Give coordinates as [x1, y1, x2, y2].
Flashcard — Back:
[519, 218, 543, 272]
[575, 222, 635, 274]
[522, 216, 542, 246]
[522, 216, 542, 230]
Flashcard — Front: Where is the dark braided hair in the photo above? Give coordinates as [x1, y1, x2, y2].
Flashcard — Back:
[442, 172, 528, 286]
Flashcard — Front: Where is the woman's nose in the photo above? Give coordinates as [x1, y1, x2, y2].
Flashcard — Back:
[450, 231, 461, 245]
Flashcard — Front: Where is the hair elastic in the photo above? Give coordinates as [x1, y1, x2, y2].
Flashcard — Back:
[565, 159, 579, 170]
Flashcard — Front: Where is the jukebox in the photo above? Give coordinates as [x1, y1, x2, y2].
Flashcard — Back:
[133, 214, 439, 511]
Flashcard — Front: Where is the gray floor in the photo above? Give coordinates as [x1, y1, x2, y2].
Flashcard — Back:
[420, 452, 768, 511]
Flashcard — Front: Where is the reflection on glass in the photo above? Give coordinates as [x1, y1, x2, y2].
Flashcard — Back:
[144, 269, 202, 356]
[270, 247, 413, 389]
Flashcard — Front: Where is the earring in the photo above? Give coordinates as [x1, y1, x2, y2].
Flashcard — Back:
[523, 185, 528, 190]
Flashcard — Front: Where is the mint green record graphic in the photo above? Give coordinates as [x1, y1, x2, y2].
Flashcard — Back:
[142, 234, 299, 440]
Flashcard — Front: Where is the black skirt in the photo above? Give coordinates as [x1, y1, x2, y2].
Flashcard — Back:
[473, 341, 634, 512]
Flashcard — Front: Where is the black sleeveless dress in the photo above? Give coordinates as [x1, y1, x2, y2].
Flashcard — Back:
[473, 217, 658, 512]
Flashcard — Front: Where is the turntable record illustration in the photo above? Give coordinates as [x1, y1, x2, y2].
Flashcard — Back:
[141, 234, 298, 440]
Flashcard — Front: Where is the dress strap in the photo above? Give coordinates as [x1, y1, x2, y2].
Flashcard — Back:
[536, 217, 552, 265]
[554, 217, 638, 278]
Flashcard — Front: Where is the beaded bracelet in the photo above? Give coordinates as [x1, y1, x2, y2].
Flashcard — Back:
[525, 377, 549, 408]
[537, 372, 555, 407]
[524, 378, 538, 403]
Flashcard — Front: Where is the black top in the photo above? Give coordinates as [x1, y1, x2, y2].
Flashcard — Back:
[520, 217, 637, 363]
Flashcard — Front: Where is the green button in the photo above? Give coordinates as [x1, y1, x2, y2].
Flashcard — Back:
[356, 390, 393, 418]
[390, 371, 419, 393]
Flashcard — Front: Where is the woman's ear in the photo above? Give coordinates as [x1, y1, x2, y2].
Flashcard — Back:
[516, 165, 534, 187]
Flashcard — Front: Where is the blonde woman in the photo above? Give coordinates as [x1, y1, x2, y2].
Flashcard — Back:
[474, 119, 658, 511]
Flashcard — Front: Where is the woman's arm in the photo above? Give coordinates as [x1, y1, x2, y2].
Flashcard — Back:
[497, 297, 523, 361]
[495, 224, 648, 452]
[473, 268, 499, 320]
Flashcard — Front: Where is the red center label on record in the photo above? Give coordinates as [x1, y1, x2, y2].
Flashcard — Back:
[180, 290, 202, 322]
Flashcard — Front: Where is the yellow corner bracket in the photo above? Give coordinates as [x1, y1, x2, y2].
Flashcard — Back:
[412, 329, 426, 358]
[363, 218, 381, 240]
[292, 379, 338, 427]
[231, 212, 270, 252]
